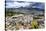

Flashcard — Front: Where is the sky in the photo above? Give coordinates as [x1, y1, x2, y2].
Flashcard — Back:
[6, 0, 36, 1]
[6, 0, 44, 9]
[6, 2, 31, 8]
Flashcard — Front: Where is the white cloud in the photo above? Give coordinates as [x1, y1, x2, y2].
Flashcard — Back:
[6, 1, 31, 8]
[6, 0, 44, 9]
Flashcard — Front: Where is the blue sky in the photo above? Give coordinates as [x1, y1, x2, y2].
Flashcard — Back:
[6, 0, 44, 9]
[6, 2, 31, 8]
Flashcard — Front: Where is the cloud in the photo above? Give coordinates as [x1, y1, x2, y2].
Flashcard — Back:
[6, 1, 31, 8]
[6, 0, 44, 9]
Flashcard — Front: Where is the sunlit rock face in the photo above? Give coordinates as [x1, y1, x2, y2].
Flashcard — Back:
[6, 14, 33, 30]
[6, 14, 33, 24]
